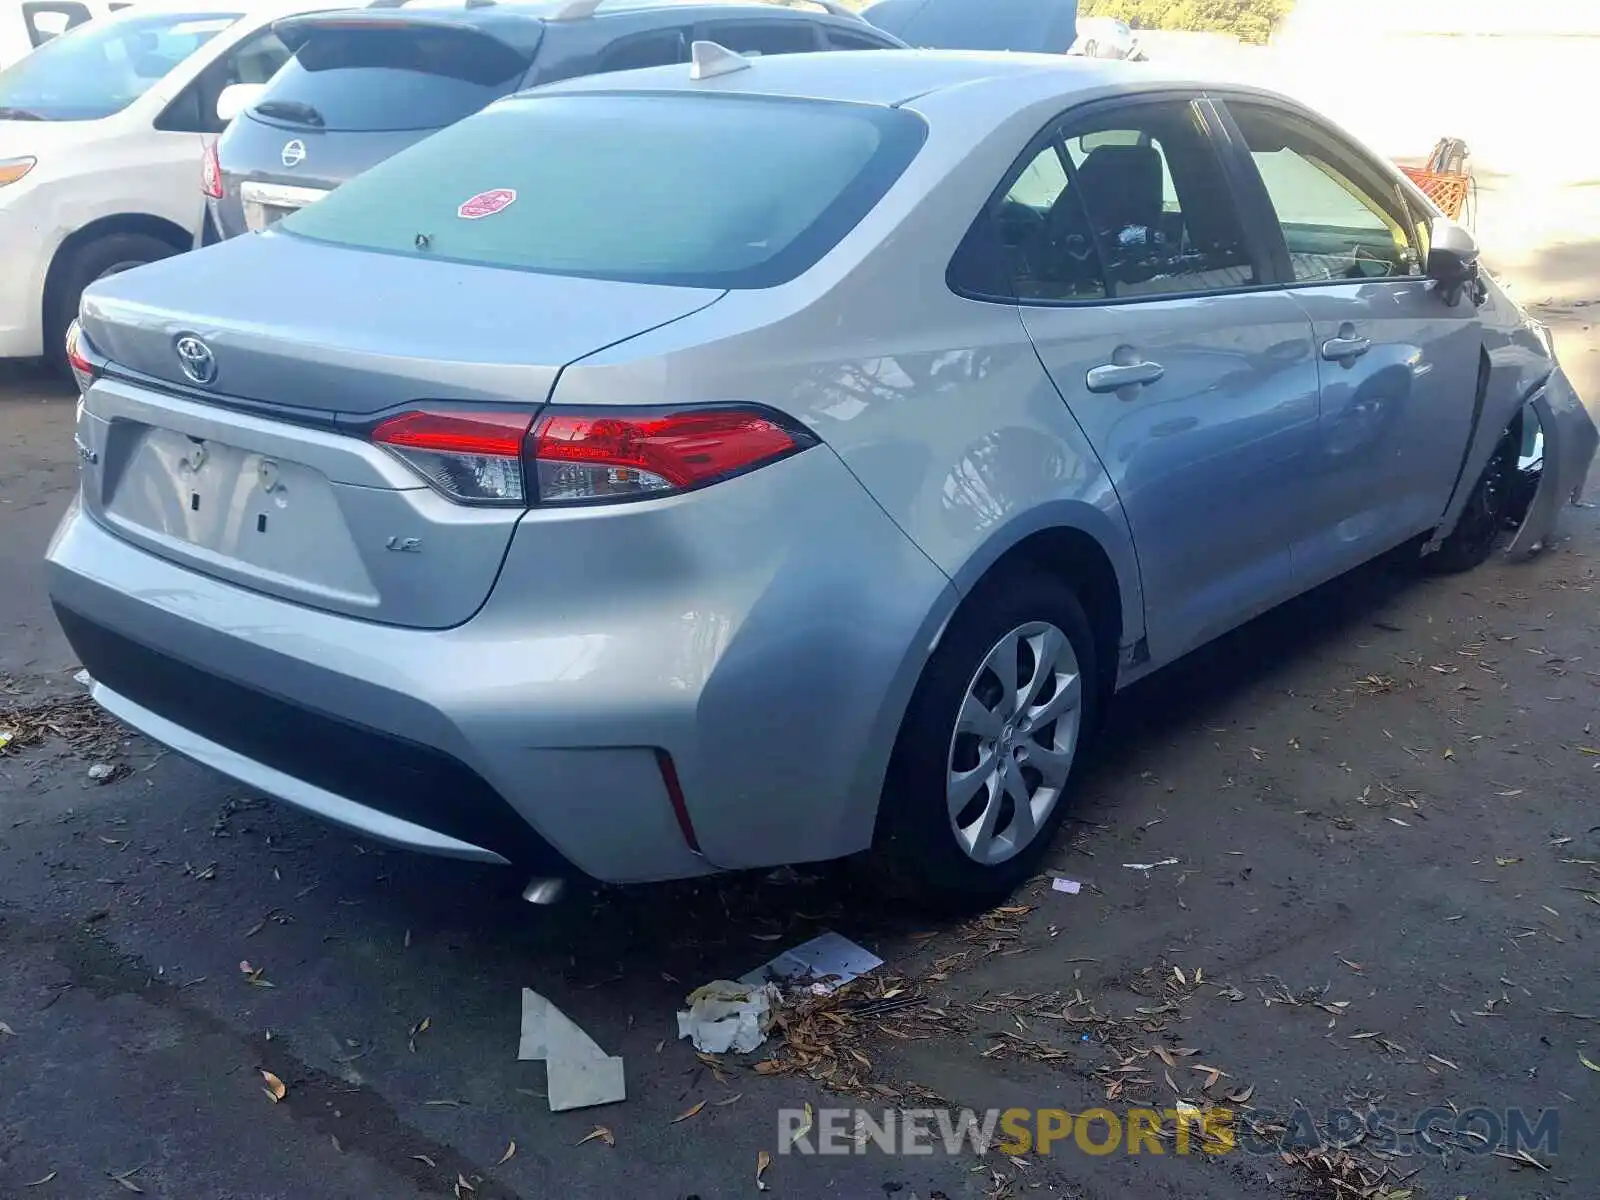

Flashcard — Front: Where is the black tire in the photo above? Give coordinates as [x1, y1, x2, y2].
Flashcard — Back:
[873, 569, 1099, 910]
[44, 232, 178, 377]
[1425, 426, 1518, 575]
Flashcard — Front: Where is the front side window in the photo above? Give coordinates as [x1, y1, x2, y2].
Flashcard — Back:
[282, 93, 927, 289]
[950, 100, 1258, 304]
[0, 10, 238, 120]
[1228, 101, 1421, 283]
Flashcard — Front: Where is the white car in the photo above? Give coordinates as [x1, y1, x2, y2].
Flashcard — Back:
[0, 0, 329, 371]
[0, 0, 136, 70]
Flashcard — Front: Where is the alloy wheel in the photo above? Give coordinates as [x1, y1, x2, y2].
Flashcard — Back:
[946, 620, 1082, 866]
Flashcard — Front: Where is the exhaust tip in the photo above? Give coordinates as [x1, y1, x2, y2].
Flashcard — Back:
[521, 876, 567, 905]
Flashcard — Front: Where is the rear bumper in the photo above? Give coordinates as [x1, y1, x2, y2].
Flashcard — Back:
[45, 445, 957, 883]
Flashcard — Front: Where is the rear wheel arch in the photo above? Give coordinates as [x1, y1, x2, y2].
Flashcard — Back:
[42, 213, 192, 362]
[969, 527, 1124, 706]
[943, 516, 1134, 706]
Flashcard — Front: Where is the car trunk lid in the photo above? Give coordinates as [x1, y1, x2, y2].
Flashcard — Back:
[75, 235, 722, 629]
[79, 231, 722, 412]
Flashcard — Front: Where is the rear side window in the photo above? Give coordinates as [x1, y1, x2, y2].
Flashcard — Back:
[826, 26, 897, 50]
[282, 93, 926, 288]
[951, 101, 1259, 303]
[594, 28, 686, 73]
[698, 19, 818, 56]
[255, 23, 532, 132]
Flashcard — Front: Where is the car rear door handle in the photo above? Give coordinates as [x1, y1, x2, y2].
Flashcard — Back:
[1086, 360, 1165, 394]
[1321, 335, 1372, 363]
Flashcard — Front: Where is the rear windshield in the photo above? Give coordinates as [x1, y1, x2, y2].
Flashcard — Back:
[0, 10, 237, 121]
[281, 93, 927, 288]
[252, 23, 534, 133]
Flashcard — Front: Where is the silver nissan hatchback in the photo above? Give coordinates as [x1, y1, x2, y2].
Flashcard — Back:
[49, 49, 1597, 905]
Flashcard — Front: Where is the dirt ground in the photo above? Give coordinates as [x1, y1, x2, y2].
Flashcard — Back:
[2, 188, 1598, 1199]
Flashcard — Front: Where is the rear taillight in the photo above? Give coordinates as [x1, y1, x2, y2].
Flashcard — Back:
[202, 141, 223, 200]
[368, 405, 814, 507]
[371, 409, 533, 505]
[64, 320, 99, 394]
[529, 407, 813, 505]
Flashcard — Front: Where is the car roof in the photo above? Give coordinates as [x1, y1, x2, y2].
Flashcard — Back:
[534, 45, 1167, 108]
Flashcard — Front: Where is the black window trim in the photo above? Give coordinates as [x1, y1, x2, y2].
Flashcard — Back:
[1206, 91, 1432, 293]
[948, 89, 1288, 311]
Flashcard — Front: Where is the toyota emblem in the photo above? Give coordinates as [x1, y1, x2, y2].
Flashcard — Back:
[174, 334, 217, 386]
[281, 139, 306, 168]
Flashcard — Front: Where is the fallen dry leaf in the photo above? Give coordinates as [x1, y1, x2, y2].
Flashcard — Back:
[412, 1155, 438, 1168]
[576, 1126, 615, 1147]
[1579, 1052, 1600, 1072]
[788, 1102, 814, 1148]
[408, 1016, 432, 1054]
[672, 1100, 707, 1125]
[0, 1021, 14, 1036]
[1227, 1084, 1255, 1104]
[237, 960, 273, 988]
[496, 1141, 516, 1166]
[261, 1069, 287, 1103]
[756, 1150, 772, 1191]
[454, 1172, 476, 1196]
[714, 1093, 744, 1107]
[24, 1172, 56, 1187]
[108, 1167, 144, 1193]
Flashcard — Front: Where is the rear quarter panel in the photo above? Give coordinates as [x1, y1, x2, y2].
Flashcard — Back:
[551, 78, 1150, 849]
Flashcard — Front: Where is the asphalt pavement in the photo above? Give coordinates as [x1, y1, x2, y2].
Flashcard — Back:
[2, 204, 1598, 1199]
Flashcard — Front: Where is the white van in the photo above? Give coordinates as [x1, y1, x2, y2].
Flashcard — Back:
[0, 0, 337, 371]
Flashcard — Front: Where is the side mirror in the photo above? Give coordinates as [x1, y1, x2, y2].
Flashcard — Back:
[216, 83, 266, 124]
[1426, 217, 1486, 306]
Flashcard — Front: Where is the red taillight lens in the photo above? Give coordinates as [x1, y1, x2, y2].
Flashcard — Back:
[64, 319, 99, 394]
[529, 407, 812, 505]
[201, 141, 223, 200]
[368, 405, 814, 507]
[371, 409, 533, 505]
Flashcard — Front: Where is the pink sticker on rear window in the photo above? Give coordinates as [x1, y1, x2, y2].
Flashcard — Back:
[457, 189, 517, 220]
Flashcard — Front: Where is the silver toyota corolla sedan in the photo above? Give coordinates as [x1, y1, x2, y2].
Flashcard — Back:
[48, 48, 1598, 905]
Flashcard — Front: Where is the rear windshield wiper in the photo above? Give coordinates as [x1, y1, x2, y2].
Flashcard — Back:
[0, 106, 47, 120]
[252, 99, 326, 128]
